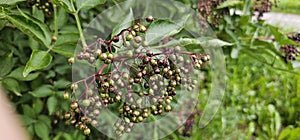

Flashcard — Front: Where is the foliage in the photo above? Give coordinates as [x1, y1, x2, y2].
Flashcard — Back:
[0, 0, 299, 139]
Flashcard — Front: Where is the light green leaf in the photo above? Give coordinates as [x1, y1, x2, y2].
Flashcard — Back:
[2, 78, 21, 96]
[54, 79, 70, 89]
[23, 50, 52, 77]
[47, 96, 58, 115]
[34, 121, 50, 140]
[75, 0, 106, 11]
[111, 8, 134, 37]
[5, 14, 51, 48]
[180, 37, 233, 48]
[29, 85, 54, 98]
[52, 44, 77, 57]
[0, 52, 15, 77]
[7, 67, 40, 81]
[52, 0, 76, 13]
[146, 15, 189, 45]
[51, 33, 78, 57]
[217, 0, 243, 9]
[0, 0, 25, 5]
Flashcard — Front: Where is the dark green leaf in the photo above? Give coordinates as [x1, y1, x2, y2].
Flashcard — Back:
[20, 115, 36, 126]
[38, 115, 52, 128]
[5, 14, 51, 48]
[29, 85, 54, 98]
[52, 0, 76, 13]
[0, 19, 7, 30]
[0, 0, 25, 5]
[34, 121, 50, 140]
[2, 78, 21, 96]
[23, 50, 52, 77]
[54, 79, 70, 89]
[22, 104, 36, 118]
[75, 0, 106, 11]
[0, 52, 15, 77]
[111, 8, 134, 37]
[146, 16, 189, 45]
[47, 96, 58, 115]
[7, 67, 40, 81]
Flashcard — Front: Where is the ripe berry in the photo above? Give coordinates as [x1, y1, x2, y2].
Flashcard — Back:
[113, 36, 119, 42]
[146, 16, 154, 22]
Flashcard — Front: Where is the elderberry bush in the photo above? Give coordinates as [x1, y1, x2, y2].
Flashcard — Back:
[63, 16, 210, 136]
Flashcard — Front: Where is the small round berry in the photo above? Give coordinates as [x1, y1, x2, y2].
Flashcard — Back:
[70, 102, 78, 110]
[112, 36, 119, 42]
[146, 50, 153, 56]
[99, 53, 108, 61]
[126, 34, 133, 41]
[64, 112, 71, 119]
[68, 57, 75, 64]
[63, 92, 70, 100]
[133, 25, 140, 32]
[82, 99, 91, 107]
[134, 36, 143, 43]
[71, 83, 78, 90]
[139, 25, 147, 32]
[146, 16, 154, 22]
[51, 36, 57, 42]
[83, 128, 91, 135]
[107, 53, 114, 59]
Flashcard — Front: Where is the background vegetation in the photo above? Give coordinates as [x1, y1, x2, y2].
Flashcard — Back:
[0, 0, 299, 139]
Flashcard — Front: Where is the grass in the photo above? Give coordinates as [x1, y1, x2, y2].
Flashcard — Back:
[272, 0, 300, 15]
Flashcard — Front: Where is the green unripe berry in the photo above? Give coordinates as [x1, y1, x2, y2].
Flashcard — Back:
[82, 99, 91, 107]
[107, 53, 114, 59]
[104, 59, 112, 64]
[84, 128, 91, 135]
[70, 83, 78, 90]
[139, 25, 147, 32]
[63, 92, 70, 100]
[126, 50, 133, 57]
[165, 105, 172, 112]
[99, 53, 107, 61]
[126, 34, 134, 41]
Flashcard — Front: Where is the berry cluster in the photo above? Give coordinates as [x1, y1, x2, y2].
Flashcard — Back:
[27, 0, 53, 17]
[252, 0, 276, 19]
[197, 0, 228, 26]
[63, 16, 210, 136]
[281, 33, 300, 61]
